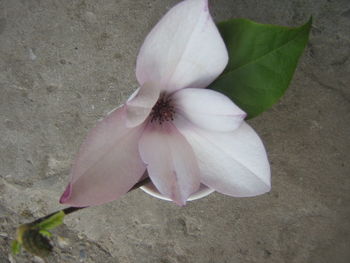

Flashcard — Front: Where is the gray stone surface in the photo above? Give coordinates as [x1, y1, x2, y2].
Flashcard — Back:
[0, 0, 349, 262]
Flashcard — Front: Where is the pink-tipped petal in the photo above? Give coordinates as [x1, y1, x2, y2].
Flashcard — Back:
[136, 0, 228, 92]
[172, 88, 246, 132]
[59, 183, 72, 204]
[126, 83, 160, 127]
[60, 106, 146, 207]
[175, 118, 271, 197]
[138, 122, 200, 205]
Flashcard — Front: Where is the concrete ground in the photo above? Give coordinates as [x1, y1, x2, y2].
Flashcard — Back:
[0, 0, 349, 262]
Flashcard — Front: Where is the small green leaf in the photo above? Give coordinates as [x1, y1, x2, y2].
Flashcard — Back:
[11, 240, 22, 255]
[209, 18, 312, 118]
[36, 211, 65, 230]
[39, 230, 52, 237]
[22, 229, 53, 258]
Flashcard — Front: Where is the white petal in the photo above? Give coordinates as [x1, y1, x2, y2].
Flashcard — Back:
[138, 122, 200, 205]
[172, 88, 246, 132]
[126, 83, 160, 127]
[175, 119, 271, 197]
[60, 106, 146, 207]
[136, 0, 228, 92]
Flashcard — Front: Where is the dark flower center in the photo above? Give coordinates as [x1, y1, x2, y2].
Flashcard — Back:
[150, 96, 175, 124]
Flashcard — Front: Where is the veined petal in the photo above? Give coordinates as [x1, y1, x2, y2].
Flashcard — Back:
[175, 118, 271, 197]
[138, 122, 200, 205]
[126, 83, 160, 127]
[172, 88, 246, 132]
[60, 106, 146, 207]
[136, 0, 228, 92]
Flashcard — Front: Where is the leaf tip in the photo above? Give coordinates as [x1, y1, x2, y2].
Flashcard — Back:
[11, 240, 21, 255]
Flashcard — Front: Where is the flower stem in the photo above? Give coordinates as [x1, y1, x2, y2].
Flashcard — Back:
[12, 176, 151, 258]
[30, 176, 151, 226]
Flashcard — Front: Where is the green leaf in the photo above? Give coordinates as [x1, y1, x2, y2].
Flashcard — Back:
[11, 240, 22, 255]
[36, 211, 65, 230]
[209, 18, 312, 118]
[39, 230, 52, 237]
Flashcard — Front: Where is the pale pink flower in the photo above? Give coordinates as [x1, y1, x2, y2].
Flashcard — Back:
[60, 0, 270, 207]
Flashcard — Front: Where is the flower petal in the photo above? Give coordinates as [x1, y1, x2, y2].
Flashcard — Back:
[126, 82, 160, 127]
[175, 118, 271, 197]
[172, 88, 246, 132]
[138, 122, 200, 205]
[60, 106, 146, 207]
[136, 0, 228, 92]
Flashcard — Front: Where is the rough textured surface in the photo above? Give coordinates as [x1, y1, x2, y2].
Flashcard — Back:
[0, 0, 349, 262]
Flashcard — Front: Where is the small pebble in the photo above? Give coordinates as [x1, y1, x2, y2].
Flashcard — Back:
[57, 236, 70, 248]
[33, 256, 45, 263]
[8, 254, 15, 263]
[0, 232, 8, 237]
[29, 48, 37, 60]
[85, 11, 98, 24]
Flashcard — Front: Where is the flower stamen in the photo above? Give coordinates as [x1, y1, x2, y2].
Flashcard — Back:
[150, 96, 175, 124]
